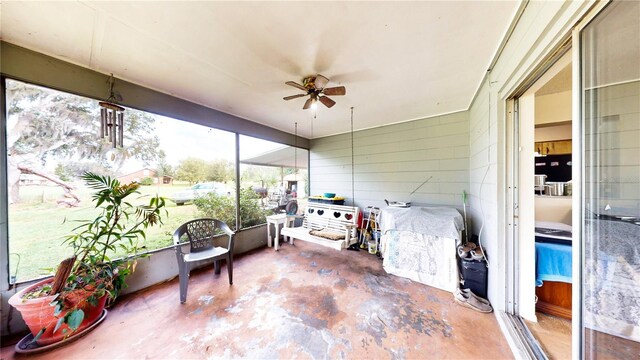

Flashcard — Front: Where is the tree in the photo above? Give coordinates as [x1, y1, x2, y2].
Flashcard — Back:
[241, 165, 279, 188]
[283, 167, 296, 176]
[206, 159, 234, 183]
[174, 157, 233, 185]
[155, 150, 175, 178]
[6, 80, 162, 204]
[55, 161, 113, 180]
[175, 158, 207, 184]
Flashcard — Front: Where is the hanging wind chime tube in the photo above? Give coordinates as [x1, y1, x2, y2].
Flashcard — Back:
[99, 74, 125, 148]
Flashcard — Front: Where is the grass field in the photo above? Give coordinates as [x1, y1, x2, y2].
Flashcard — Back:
[8, 183, 207, 282]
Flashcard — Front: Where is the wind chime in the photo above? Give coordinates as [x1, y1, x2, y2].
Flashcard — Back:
[99, 74, 125, 148]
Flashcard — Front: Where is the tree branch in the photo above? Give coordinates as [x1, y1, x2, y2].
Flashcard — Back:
[17, 164, 81, 207]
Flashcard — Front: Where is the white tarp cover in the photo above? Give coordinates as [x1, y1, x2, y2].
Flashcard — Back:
[381, 231, 458, 293]
[379, 206, 462, 293]
[379, 206, 464, 240]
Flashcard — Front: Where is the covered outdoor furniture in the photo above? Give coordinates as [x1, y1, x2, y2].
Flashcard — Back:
[173, 218, 235, 303]
[379, 206, 463, 293]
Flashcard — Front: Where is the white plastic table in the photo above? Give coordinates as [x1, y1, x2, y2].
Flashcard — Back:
[266, 213, 294, 251]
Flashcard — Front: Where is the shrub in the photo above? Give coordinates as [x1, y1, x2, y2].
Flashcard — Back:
[194, 187, 271, 230]
[139, 177, 154, 186]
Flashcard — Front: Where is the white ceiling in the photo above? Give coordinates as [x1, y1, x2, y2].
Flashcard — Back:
[1, 1, 519, 139]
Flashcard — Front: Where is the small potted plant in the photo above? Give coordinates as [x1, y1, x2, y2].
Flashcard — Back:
[8, 172, 166, 347]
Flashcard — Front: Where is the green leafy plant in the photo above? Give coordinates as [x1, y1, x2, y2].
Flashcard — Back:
[139, 177, 154, 186]
[29, 172, 167, 342]
[194, 187, 271, 230]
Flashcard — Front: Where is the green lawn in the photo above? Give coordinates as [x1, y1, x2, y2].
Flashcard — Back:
[8, 183, 202, 282]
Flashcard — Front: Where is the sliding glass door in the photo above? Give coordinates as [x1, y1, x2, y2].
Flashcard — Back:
[581, 1, 640, 358]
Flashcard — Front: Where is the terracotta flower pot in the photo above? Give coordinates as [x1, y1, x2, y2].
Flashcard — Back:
[8, 278, 107, 346]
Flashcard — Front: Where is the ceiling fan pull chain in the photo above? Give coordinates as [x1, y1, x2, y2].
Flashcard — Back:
[351, 107, 355, 207]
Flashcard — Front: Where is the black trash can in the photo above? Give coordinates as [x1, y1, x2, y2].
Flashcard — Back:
[460, 258, 488, 299]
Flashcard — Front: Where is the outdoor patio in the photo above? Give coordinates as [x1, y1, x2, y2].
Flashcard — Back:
[2, 241, 512, 359]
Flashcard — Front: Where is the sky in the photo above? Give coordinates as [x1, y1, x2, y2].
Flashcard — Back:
[120, 113, 287, 173]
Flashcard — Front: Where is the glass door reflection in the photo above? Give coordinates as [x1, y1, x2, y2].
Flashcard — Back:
[581, 1, 640, 358]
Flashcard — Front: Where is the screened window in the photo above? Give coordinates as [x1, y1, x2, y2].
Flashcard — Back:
[5, 79, 236, 282]
[239, 135, 308, 230]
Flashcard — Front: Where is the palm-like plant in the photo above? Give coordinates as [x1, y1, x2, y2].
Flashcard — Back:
[35, 172, 166, 341]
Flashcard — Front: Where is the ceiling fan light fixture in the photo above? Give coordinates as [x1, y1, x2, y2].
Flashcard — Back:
[303, 97, 314, 110]
[284, 73, 346, 110]
[308, 92, 318, 110]
[302, 76, 314, 89]
[314, 74, 329, 89]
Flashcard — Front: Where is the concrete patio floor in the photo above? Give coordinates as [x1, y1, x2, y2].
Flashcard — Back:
[1, 240, 513, 359]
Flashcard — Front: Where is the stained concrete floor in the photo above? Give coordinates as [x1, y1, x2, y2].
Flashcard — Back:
[2, 241, 513, 359]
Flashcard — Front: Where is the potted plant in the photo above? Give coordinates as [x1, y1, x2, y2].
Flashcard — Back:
[8, 172, 166, 346]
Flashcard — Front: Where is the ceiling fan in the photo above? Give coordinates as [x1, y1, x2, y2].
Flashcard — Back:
[283, 74, 346, 110]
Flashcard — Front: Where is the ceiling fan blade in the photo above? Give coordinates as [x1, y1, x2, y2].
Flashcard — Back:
[283, 94, 307, 101]
[314, 74, 329, 89]
[319, 96, 336, 108]
[286, 81, 308, 92]
[303, 97, 314, 110]
[323, 86, 346, 96]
